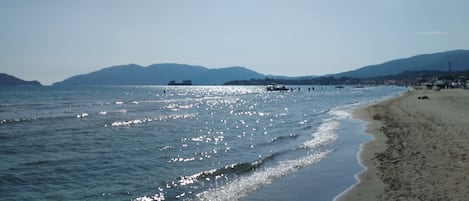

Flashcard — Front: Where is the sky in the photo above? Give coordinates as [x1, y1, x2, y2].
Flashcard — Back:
[1, 0, 469, 85]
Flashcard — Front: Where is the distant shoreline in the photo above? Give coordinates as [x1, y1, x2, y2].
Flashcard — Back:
[337, 89, 469, 200]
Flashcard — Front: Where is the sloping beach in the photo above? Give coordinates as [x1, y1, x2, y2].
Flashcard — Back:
[338, 89, 469, 201]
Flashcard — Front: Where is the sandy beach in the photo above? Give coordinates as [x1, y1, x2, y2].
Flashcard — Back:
[337, 89, 469, 201]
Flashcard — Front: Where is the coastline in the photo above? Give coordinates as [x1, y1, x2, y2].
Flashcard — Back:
[337, 89, 469, 201]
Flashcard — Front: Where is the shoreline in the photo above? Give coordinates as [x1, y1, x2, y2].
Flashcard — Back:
[334, 91, 408, 201]
[336, 89, 469, 201]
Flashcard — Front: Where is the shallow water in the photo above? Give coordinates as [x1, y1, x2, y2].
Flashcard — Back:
[0, 85, 405, 201]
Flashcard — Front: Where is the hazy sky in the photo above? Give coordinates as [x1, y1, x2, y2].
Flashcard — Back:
[1, 0, 469, 85]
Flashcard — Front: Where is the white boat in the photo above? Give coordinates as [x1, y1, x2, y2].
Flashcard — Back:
[266, 84, 289, 91]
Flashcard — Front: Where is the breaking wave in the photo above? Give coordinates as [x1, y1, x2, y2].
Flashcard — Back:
[195, 150, 332, 201]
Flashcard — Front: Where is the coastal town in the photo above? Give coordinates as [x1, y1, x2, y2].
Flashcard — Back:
[225, 70, 469, 89]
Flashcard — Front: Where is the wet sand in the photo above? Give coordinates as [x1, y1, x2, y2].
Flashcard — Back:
[337, 89, 469, 201]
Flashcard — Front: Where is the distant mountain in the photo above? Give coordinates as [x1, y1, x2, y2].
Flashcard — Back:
[334, 50, 469, 78]
[0, 73, 42, 86]
[53, 63, 265, 86]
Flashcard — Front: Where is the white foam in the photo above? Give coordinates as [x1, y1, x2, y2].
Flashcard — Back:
[303, 109, 351, 148]
[109, 113, 197, 127]
[328, 109, 351, 119]
[303, 119, 339, 149]
[196, 150, 332, 201]
[193, 109, 346, 200]
[76, 113, 89, 118]
[111, 119, 145, 127]
[133, 192, 165, 201]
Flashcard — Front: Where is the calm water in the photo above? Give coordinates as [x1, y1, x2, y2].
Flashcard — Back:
[0, 85, 405, 201]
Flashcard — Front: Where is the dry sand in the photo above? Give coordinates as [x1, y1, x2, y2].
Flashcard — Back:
[337, 89, 469, 201]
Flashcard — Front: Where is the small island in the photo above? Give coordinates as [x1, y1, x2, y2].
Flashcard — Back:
[168, 80, 192, 85]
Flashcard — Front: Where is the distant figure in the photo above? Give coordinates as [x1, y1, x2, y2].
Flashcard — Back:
[163, 90, 166, 94]
[418, 96, 429, 100]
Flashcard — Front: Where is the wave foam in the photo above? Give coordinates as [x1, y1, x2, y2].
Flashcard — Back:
[133, 109, 351, 201]
[303, 119, 339, 149]
[109, 113, 197, 127]
[196, 150, 332, 201]
[303, 109, 350, 149]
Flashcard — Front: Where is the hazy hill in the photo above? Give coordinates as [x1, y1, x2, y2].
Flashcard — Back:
[195, 66, 266, 85]
[53, 63, 265, 86]
[0, 73, 42, 86]
[334, 50, 469, 78]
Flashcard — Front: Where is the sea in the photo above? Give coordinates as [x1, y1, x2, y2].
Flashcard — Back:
[0, 85, 405, 201]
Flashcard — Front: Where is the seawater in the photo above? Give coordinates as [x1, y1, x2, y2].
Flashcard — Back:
[0, 85, 405, 201]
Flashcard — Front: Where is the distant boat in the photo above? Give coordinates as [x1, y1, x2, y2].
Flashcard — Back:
[335, 85, 344, 89]
[354, 85, 365, 88]
[168, 80, 192, 85]
[266, 84, 289, 91]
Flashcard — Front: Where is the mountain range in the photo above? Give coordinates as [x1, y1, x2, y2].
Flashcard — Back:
[334, 49, 469, 78]
[53, 49, 469, 86]
[53, 63, 265, 86]
[0, 73, 42, 86]
[2, 49, 469, 86]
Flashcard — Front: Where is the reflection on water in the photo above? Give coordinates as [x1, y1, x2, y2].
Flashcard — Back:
[0, 85, 405, 201]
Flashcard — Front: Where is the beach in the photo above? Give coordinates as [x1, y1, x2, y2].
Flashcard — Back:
[337, 89, 469, 201]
